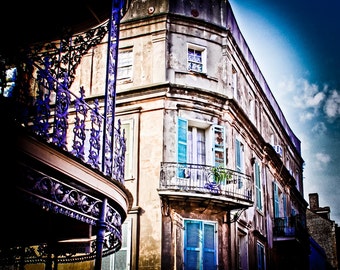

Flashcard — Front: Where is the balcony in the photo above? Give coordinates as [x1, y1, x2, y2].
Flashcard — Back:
[0, 2, 133, 268]
[159, 162, 253, 210]
[273, 215, 309, 243]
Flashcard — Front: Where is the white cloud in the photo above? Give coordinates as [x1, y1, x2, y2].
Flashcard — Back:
[313, 152, 331, 170]
[277, 77, 340, 123]
[311, 122, 327, 136]
[292, 79, 325, 110]
[324, 89, 340, 119]
[299, 111, 315, 122]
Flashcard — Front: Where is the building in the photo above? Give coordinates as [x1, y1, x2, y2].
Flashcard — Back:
[307, 193, 339, 270]
[0, 0, 310, 269]
[112, 0, 310, 269]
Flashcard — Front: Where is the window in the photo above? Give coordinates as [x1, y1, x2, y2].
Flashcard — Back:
[255, 162, 262, 211]
[256, 242, 265, 270]
[121, 119, 134, 180]
[188, 126, 206, 165]
[103, 218, 132, 269]
[184, 219, 217, 270]
[237, 232, 249, 270]
[249, 94, 255, 123]
[187, 44, 207, 73]
[117, 48, 133, 80]
[232, 67, 238, 98]
[177, 118, 225, 166]
[0, 67, 17, 97]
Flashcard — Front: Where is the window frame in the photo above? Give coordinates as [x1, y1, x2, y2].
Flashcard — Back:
[256, 241, 266, 270]
[187, 43, 207, 74]
[183, 219, 218, 270]
[104, 218, 132, 269]
[177, 117, 225, 167]
[117, 47, 133, 81]
[121, 118, 134, 180]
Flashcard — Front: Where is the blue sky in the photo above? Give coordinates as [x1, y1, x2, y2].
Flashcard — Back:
[229, 0, 340, 223]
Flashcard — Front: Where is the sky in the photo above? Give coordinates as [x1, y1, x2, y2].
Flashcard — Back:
[228, 0, 340, 223]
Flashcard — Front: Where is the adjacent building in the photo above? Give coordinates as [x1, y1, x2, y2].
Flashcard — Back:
[307, 193, 339, 270]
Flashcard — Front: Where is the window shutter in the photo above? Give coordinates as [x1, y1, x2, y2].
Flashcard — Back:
[255, 162, 262, 210]
[184, 220, 217, 270]
[184, 221, 201, 270]
[236, 139, 241, 172]
[203, 223, 216, 269]
[122, 121, 132, 179]
[236, 139, 243, 188]
[178, 118, 188, 164]
[213, 125, 225, 167]
[273, 182, 279, 218]
[257, 243, 265, 270]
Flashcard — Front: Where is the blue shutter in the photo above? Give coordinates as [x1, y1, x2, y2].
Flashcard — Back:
[255, 162, 262, 210]
[178, 118, 188, 163]
[257, 243, 265, 270]
[236, 139, 243, 188]
[184, 220, 217, 270]
[178, 118, 188, 178]
[273, 182, 279, 218]
[203, 223, 216, 269]
[184, 220, 201, 270]
[236, 139, 241, 171]
[213, 125, 225, 167]
[283, 194, 288, 226]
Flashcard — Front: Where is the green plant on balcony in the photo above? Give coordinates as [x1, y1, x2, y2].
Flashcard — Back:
[211, 165, 232, 184]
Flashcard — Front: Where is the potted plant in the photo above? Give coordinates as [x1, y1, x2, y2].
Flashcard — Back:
[211, 165, 232, 184]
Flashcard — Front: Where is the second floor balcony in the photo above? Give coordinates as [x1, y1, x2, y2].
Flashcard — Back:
[273, 215, 310, 245]
[159, 162, 253, 210]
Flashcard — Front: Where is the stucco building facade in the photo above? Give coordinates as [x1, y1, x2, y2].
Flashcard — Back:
[91, 0, 309, 269]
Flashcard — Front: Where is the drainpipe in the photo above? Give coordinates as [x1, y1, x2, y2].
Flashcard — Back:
[227, 210, 232, 270]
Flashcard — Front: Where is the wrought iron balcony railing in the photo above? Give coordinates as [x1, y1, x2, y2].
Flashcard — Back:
[2, 62, 126, 184]
[159, 162, 253, 202]
[273, 215, 309, 241]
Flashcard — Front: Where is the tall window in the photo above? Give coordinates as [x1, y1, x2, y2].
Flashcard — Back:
[177, 118, 225, 166]
[273, 182, 280, 218]
[256, 242, 265, 270]
[121, 119, 134, 180]
[255, 162, 262, 211]
[187, 44, 207, 73]
[232, 67, 238, 98]
[117, 48, 133, 81]
[238, 232, 249, 269]
[184, 219, 217, 270]
[103, 218, 132, 269]
[188, 126, 206, 165]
